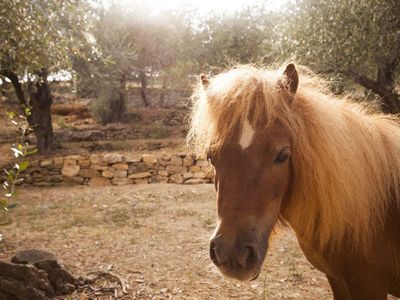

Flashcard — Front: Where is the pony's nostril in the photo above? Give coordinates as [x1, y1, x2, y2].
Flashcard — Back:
[210, 241, 221, 266]
[239, 245, 259, 270]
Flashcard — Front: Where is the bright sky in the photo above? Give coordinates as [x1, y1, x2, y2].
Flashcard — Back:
[104, 0, 289, 15]
[150, 0, 288, 14]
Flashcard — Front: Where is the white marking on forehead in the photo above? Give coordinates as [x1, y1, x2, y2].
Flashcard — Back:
[239, 118, 255, 149]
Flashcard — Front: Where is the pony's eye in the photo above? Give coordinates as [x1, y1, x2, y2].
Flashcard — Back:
[274, 148, 290, 164]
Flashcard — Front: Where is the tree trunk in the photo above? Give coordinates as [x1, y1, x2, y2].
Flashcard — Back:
[109, 91, 126, 122]
[28, 72, 54, 155]
[139, 71, 150, 107]
[347, 65, 400, 114]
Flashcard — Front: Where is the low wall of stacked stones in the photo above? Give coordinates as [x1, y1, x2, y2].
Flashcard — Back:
[18, 152, 213, 187]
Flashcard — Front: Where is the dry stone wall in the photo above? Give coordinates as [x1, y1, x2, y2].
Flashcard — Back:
[19, 152, 213, 187]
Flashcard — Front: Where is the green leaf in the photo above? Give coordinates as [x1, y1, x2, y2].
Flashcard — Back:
[19, 161, 29, 171]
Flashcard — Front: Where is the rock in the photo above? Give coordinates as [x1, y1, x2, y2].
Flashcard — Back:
[183, 172, 194, 179]
[48, 175, 63, 183]
[61, 164, 79, 177]
[134, 178, 149, 184]
[159, 153, 171, 161]
[40, 159, 53, 167]
[183, 156, 194, 166]
[0, 260, 54, 299]
[78, 169, 100, 178]
[102, 169, 115, 178]
[129, 163, 150, 173]
[89, 154, 102, 164]
[124, 154, 142, 163]
[111, 178, 132, 185]
[170, 155, 183, 166]
[30, 160, 39, 167]
[63, 177, 85, 185]
[90, 164, 108, 171]
[114, 170, 127, 178]
[128, 172, 152, 179]
[177, 152, 187, 157]
[12, 249, 57, 265]
[79, 160, 90, 168]
[53, 157, 64, 166]
[193, 171, 206, 179]
[170, 174, 184, 184]
[184, 178, 209, 184]
[89, 177, 111, 187]
[196, 160, 210, 167]
[158, 170, 169, 177]
[190, 165, 201, 172]
[142, 154, 157, 164]
[65, 155, 85, 161]
[11, 249, 77, 296]
[103, 153, 122, 164]
[112, 163, 128, 170]
[166, 165, 187, 174]
[150, 175, 168, 183]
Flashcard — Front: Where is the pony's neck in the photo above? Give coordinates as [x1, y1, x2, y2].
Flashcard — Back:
[280, 91, 400, 252]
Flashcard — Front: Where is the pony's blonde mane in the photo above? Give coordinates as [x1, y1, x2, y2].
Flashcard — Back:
[188, 64, 400, 253]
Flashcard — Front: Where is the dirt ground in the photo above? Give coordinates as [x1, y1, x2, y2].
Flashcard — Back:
[0, 183, 335, 299]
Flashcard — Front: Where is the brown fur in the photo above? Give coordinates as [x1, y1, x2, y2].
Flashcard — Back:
[188, 64, 400, 298]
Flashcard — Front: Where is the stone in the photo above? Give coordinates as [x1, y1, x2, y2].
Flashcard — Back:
[89, 154, 102, 164]
[103, 153, 122, 164]
[193, 171, 206, 179]
[128, 172, 152, 179]
[183, 172, 194, 179]
[142, 154, 157, 164]
[40, 159, 53, 167]
[89, 177, 111, 187]
[114, 170, 127, 178]
[63, 177, 85, 185]
[65, 155, 85, 161]
[79, 160, 90, 168]
[61, 164, 79, 177]
[64, 159, 77, 167]
[112, 163, 128, 170]
[129, 163, 150, 173]
[170, 174, 184, 184]
[150, 175, 168, 183]
[12, 249, 77, 295]
[158, 159, 170, 166]
[196, 160, 210, 167]
[90, 164, 108, 171]
[177, 152, 187, 157]
[190, 165, 201, 172]
[183, 156, 195, 166]
[134, 178, 149, 184]
[53, 157, 64, 166]
[159, 153, 171, 161]
[184, 178, 209, 184]
[166, 165, 187, 174]
[48, 175, 63, 183]
[112, 178, 132, 185]
[79, 169, 100, 178]
[124, 154, 142, 163]
[170, 155, 183, 166]
[158, 170, 169, 177]
[102, 169, 114, 178]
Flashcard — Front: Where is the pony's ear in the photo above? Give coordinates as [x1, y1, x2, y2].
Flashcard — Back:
[280, 63, 299, 98]
[200, 74, 209, 88]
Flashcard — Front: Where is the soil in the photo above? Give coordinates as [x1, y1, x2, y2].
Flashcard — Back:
[0, 183, 335, 299]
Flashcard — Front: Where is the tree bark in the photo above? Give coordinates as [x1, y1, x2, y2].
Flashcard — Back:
[109, 91, 126, 122]
[346, 67, 400, 114]
[28, 71, 54, 154]
[139, 71, 150, 107]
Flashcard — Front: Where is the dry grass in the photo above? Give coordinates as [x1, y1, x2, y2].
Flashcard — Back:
[0, 184, 333, 299]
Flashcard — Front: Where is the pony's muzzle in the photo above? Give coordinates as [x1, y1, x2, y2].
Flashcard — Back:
[209, 237, 261, 281]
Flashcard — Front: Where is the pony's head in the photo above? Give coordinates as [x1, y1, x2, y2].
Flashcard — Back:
[188, 63, 299, 281]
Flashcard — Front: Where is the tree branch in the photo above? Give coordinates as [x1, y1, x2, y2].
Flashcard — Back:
[345, 70, 389, 97]
[0, 70, 27, 106]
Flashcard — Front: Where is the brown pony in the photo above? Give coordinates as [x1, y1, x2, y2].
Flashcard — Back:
[188, 63, 400, 299]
